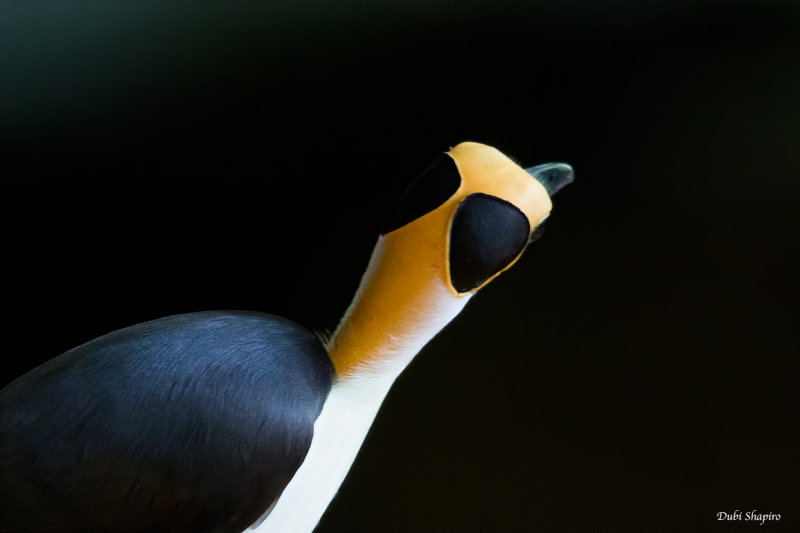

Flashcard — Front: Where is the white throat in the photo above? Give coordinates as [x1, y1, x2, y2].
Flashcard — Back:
[250, 236, 471, 532]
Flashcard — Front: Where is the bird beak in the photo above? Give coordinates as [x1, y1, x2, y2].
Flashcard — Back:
[525, 163, 575, 197]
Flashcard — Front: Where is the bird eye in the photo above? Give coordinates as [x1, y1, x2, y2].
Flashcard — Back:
[448, 193, 530, 293]
[382, 153, 461, 234]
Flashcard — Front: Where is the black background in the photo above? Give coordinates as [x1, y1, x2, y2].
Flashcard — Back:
[1, 1, 798, 531]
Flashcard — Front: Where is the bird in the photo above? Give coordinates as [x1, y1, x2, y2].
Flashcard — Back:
[0, 141, 573, 533]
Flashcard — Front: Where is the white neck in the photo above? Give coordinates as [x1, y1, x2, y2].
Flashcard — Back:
[249, 236, 471, 532]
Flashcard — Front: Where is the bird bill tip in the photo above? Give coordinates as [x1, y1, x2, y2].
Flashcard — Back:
[524, 162, 575, 196]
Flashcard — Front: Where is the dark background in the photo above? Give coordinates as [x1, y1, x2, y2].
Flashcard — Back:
[1, 1, 798, 531]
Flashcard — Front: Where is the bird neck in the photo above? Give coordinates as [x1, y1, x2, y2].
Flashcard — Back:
[326, 235, 471, 388]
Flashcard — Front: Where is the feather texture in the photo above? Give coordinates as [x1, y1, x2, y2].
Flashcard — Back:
[1, 311, 333, 532]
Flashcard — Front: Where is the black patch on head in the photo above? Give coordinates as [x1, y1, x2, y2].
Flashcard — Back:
[382, 153, 461, 234]
[449, 193, 531, 293]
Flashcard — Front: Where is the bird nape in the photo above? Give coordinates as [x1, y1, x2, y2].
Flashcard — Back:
[0, 142, 573, 533]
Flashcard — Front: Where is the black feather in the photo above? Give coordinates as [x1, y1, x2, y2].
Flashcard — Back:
[1, 311, 334, 532]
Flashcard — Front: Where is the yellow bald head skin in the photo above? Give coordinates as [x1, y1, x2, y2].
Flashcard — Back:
[448, 142, 553, 234]
[328, 142, 557, 379]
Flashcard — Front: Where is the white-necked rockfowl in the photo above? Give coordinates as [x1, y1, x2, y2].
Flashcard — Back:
[0, 141, 573, 533]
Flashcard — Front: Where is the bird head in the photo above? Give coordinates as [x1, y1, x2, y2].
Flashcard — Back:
[329, 141, 573, 377]
[381, 141, 573, 296]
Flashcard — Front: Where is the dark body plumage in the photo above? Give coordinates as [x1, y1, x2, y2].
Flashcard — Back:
[0, 311, 334, 532]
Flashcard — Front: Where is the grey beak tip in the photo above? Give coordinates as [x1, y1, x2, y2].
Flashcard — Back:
[524, 162, 575, 196]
